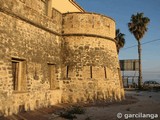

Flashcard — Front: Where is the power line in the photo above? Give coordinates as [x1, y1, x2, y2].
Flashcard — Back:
[122, 38, 160, 50]
[143, 71, 160, 74]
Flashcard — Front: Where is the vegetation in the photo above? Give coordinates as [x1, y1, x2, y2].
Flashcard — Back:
[60, 111, 77, 119]
[68, 106, 86, 114]
[128, 12, 150, 89]
[59, 106, 86, 119]
[85, 117, 92, 120]
[115, 29, 125, 54]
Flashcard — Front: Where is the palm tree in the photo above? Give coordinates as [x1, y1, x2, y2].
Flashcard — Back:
[115, 29, 125, 54]
[128, 12, 150, 89]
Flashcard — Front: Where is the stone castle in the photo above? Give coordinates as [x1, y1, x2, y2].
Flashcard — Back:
[0, 0, 124, 116]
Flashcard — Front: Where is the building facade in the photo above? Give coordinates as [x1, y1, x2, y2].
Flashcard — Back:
[0, 0, 124, 116]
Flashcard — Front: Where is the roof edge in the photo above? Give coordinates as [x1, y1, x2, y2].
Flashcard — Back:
[69, 0, 85, 12]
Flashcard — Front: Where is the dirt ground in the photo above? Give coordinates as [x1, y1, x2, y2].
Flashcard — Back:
[75, 91, 160, 120]
[1, 90, 160, 120]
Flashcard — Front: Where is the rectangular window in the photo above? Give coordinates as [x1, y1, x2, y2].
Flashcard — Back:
[48, 64, 56, 89]
[12, 58, 26, 91]
[104, 66, 107, 79]
[90, 66, 92, 78]
[66, 65, 69, 79]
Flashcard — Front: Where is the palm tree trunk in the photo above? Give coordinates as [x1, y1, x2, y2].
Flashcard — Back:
[138, 41, 142, 89]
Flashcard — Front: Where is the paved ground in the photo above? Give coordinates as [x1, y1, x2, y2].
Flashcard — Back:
[1, 90, 160, 120]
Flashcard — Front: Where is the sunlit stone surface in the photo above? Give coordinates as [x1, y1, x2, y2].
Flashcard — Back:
[0, 0, 124, 116]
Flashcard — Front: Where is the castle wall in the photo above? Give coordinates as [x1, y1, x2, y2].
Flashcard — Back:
[0, 0, 62, 116]
[0, 0, 124, 116]
[18, 0, 48, 15]
[61, 13, 124, 103]
[0, 0, 62, 34]
[62, 12, 115, 38]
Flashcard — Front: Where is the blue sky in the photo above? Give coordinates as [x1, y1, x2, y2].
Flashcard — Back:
[76, 0, 160, 82]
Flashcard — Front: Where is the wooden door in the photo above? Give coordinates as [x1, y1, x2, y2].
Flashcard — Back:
[49, 64, 56, 89]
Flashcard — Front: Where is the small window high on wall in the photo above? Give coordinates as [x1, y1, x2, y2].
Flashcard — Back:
[12, 58, 26, 91]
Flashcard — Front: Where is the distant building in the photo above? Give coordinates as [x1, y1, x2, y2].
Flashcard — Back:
[0, 0, 124, 116]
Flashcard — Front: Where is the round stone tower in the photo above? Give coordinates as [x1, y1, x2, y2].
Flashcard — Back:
[61, 12, 124, 102]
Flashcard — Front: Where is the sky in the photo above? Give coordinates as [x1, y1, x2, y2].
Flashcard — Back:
[76, 0, 160, 82]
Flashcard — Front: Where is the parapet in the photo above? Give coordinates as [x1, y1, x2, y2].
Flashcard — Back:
[62, 12, 116, 39]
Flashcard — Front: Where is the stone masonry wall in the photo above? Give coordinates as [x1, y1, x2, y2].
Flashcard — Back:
[61, 36, 124, 103]
[61, 13, 124, 103]
[62, 12, 115, 38]
[0, 0, 62, 116]
[0, 0, 62, 34]
[18, 0, 48, 15]
[0, 0, 124, 116]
